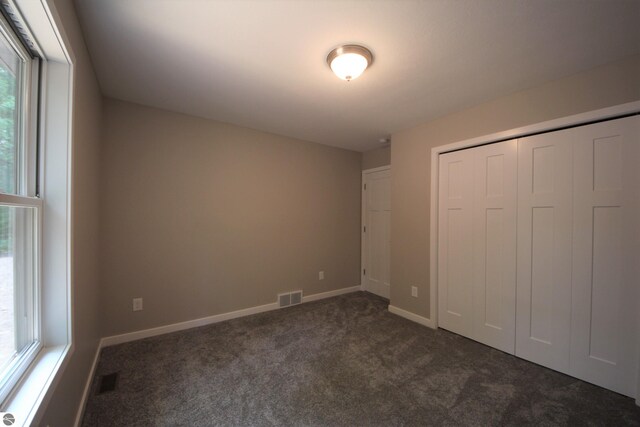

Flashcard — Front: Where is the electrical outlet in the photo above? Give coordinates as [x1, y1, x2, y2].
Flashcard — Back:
[319, 271, 324, 280]
[133, 298, 143, 311]
[411, 286, 418, 298]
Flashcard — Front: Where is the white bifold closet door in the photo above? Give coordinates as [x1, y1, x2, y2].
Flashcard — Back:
[515, 130, 573, 372]
[517, 116, 640, 397]
[438, 148, 474, 338]
[438, 115, 639, 398]
[438, 139, 517, 354]
[569, 117, 639, 396]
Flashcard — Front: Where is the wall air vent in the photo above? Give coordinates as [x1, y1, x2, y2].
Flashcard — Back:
[278, 290, 303, 308]
[278, 293, 291, 308]
[290, 291, 302, 305]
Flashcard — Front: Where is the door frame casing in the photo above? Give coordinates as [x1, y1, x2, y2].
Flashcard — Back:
[361, 165, 391, 294]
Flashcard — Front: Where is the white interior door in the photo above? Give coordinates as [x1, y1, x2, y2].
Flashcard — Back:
[362, 167, 391, 299]
[438, 150, 474, 337]
[516, 130, 573, 373]
[472, 140, 517, 354]
[569, 116, 640, 397]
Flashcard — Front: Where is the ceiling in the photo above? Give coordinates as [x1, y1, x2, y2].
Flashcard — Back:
[74, 0, 640, 152]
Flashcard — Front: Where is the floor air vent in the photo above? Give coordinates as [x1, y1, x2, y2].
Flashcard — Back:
[278, 290, 303, 308]
[97, 372, 119, 394]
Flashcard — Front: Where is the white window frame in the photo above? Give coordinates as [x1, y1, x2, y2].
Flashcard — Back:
[0, 0, 74, 425]
[0, 9, 43, 405]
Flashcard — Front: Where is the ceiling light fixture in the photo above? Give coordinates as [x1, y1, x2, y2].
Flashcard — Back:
[327, 44, 373, 81]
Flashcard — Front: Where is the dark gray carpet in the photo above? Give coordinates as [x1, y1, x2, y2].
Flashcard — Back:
[81, 292, 640, 426]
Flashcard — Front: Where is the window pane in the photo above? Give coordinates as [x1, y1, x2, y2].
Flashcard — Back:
[0, 13, 39, 405]
[0, 34, 23, 195]
[0, 205, 36, 375]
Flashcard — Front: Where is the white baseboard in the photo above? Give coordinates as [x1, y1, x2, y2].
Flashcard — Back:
[302, 285, 361, 303]
[101, 285, 361, 348]
[388, 305, 437, 329]
[74, 285, 360, 425]
[73, 341, 102, 427]
[101, 301, 279, 348]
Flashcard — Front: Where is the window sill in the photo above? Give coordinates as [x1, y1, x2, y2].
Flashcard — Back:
[3, 344, 71, 426]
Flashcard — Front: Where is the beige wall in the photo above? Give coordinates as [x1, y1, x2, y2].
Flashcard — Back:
[39, 0, 103, 425]
[362, 146, 390, 170]
[390, 55, 640, 318]
[99, 99, 362, 336]
[34, 8, 639, 420]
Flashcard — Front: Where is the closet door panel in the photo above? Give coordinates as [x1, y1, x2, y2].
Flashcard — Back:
[438, 150, 474, 337]
[570, 116, 640, 397]
[516, 132, 573, 372]
[472, 140, 517, 354]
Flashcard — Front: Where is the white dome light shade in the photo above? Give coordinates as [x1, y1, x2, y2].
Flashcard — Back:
[327, 45, 373, 81]
[330, 53, 368, 81]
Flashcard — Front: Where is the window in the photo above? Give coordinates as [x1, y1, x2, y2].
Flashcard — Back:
[0, 0, 73, 423]
[0, 9, 41, 404]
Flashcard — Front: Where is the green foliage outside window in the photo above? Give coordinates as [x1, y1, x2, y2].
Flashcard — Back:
[0, 65, 17, 256]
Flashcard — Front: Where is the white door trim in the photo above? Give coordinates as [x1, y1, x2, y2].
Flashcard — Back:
[429, 100, 640, 332]
[363, 165, 391, 174]
[361, 165, 391, 293]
